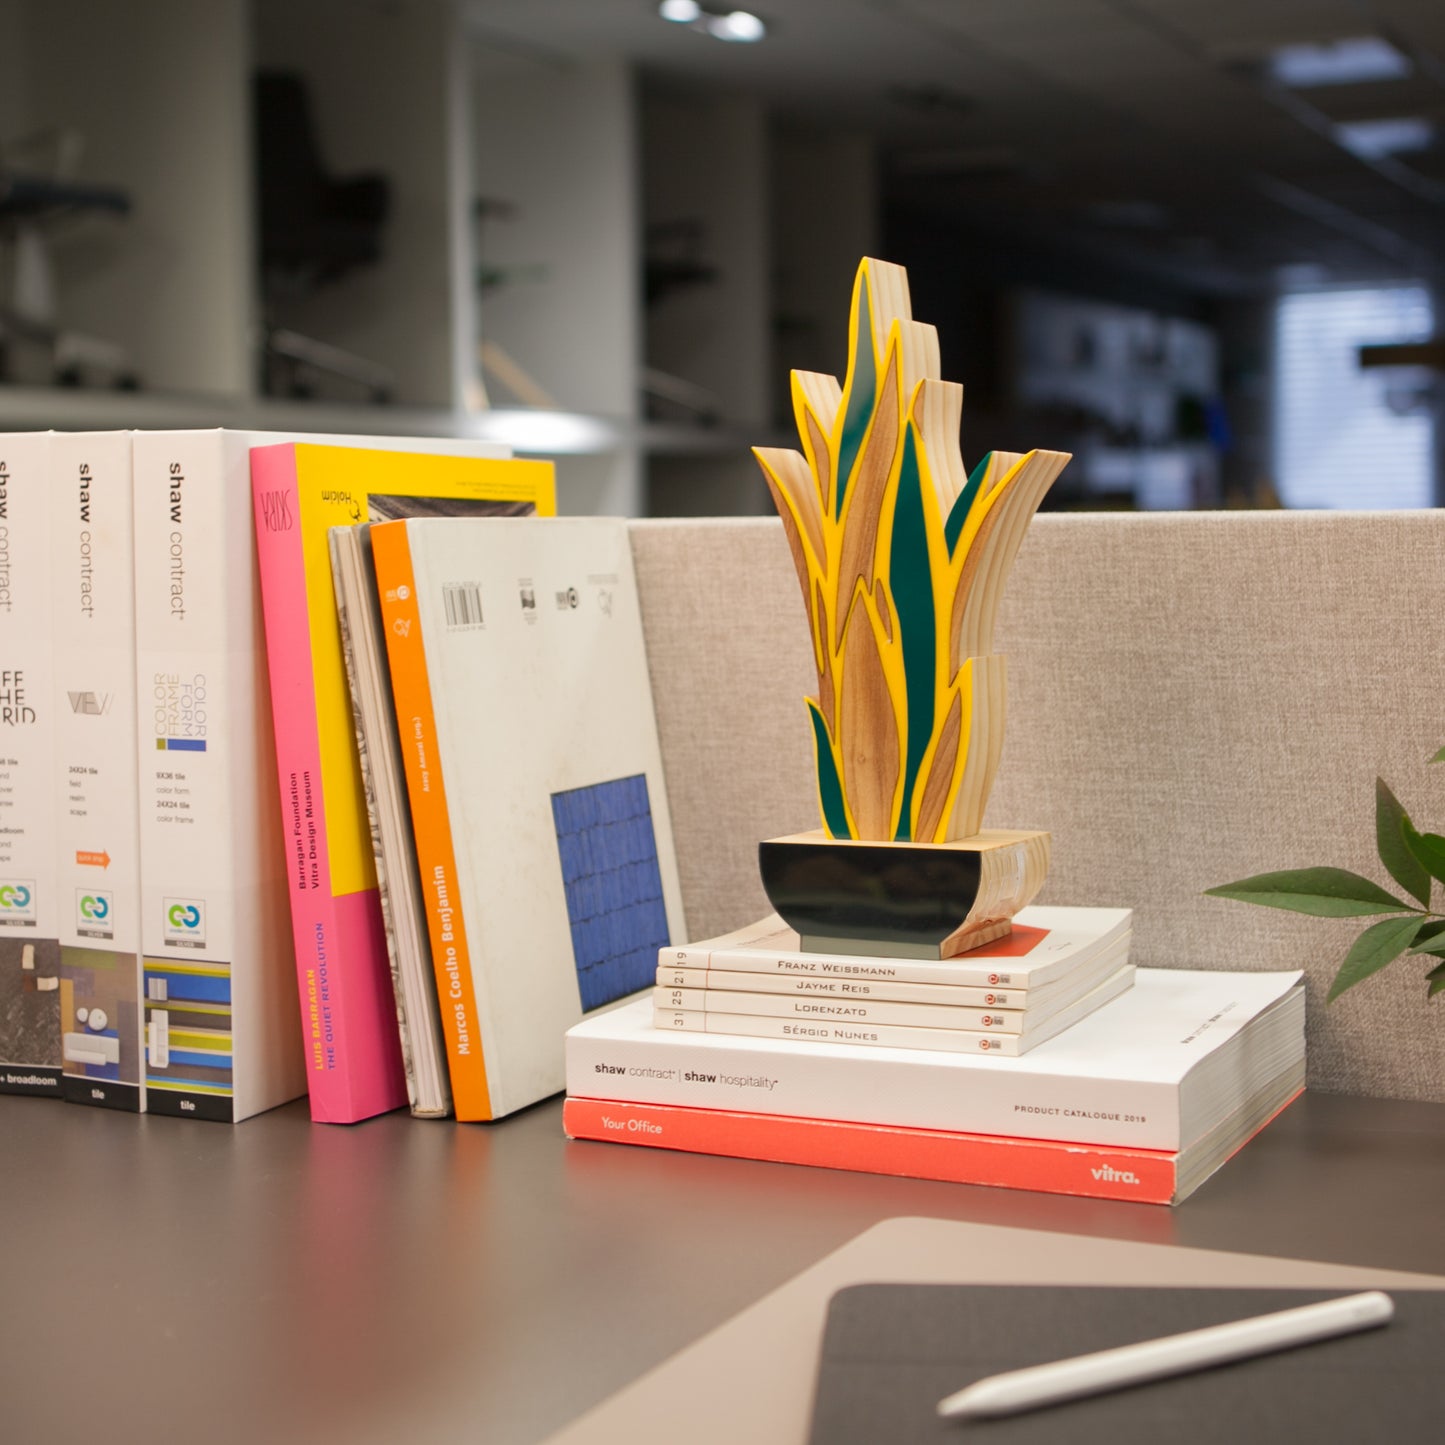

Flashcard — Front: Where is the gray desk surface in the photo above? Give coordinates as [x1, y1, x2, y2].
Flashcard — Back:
[4, 1088, 1445, 1445]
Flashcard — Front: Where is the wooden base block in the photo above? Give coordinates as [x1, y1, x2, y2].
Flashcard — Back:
[758, 829, 1050, 960]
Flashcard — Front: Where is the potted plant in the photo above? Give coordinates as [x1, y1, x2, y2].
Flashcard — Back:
[1207, 750, 1445, 1000]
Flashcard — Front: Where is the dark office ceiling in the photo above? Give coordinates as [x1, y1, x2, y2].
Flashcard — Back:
[465, 0, 1445, 298]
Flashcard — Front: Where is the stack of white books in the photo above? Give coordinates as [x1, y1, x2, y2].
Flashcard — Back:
[564, 906, 1306, 1204]
[651, 907, 1134, 1057]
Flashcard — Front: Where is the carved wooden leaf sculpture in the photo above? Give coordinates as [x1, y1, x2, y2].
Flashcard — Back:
[756, 257, 1070, 843]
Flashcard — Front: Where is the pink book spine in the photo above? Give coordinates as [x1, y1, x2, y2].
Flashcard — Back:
[251, 444, 403, 1123]
[562, 1097, 1183, 1203]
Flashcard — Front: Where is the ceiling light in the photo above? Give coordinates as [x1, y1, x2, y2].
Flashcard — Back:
[707, 11, 766, 43]
[1269, 36, 1411, 88]
[1334, 117, 1434, 158]
[658, 3, 766, 43]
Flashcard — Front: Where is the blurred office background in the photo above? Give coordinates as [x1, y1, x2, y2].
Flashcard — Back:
[1, 0, 1442, 516]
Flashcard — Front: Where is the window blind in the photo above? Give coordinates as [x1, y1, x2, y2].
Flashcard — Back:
[1273, 285, 1434, 509]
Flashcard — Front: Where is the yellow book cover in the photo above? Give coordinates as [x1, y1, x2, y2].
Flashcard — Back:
[251, 442, 555, 1122]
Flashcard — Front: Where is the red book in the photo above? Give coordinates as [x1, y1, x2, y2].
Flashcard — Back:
[562, 1086, 1303, 1206]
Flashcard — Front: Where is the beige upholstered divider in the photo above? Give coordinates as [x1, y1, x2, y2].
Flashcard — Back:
[630, 519, 817, 935]
[630, 512, 1445, 1103]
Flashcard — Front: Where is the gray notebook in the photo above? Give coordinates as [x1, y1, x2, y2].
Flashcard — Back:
[809, 1284, 1441, 1444]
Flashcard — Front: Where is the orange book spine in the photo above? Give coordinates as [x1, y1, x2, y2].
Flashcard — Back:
[562, 1097, 1185, 1202]
[371, 521, 493, 1120]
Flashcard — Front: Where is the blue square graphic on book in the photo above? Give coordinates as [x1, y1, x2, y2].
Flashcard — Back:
[552, 775, 671, 1011]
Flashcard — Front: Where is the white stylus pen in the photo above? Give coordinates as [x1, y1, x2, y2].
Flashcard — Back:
[937, 1290, 1395, 1420]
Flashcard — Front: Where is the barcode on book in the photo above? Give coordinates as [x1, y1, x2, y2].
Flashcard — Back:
[443, 583, 484, 629]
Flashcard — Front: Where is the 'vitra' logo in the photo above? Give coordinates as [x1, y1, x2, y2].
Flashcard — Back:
[1090, 1165, 1140, 1184]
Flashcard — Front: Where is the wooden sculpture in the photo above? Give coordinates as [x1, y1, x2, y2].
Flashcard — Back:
[754, 257, 1067, 957]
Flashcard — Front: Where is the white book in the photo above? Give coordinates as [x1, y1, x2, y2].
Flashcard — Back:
[0, 433, 63, 1095]
[566, 967, 1306, 1151]
[130, 429, 510, 1123]
[654, 964, 1135, 1055]
[131, 428, 302, 1122]
[654, 933, 1131, 1011]
[663, 906, 1132, 989]
[370, 515, 687, 1120]
[51, 431, 145, 1112]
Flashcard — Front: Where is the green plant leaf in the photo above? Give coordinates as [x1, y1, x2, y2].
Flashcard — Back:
[1427, 976, 1445, 998]
[1327, 915, 1427, 1001]
[1426, 960, 1445, 981]
[1407, 916, 1445, 954]
[1409, 937, 1445, 959]
[1204, 867, 1414, 917]
[1402, 818, 1445, 889]
[1375, 778, 1431, 906]
[1430, 745, 1445, 764]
